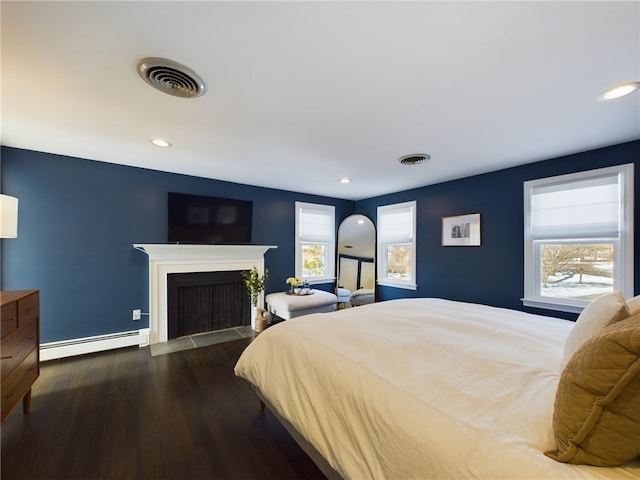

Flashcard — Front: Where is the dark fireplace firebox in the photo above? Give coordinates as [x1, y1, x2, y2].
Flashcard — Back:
[167, 271, 250, 339]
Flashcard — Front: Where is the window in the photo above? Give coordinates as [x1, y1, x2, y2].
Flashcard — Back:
[377, 201, 417, 290]
[523, 164, 634, 313]
[295, 202, 335, 284]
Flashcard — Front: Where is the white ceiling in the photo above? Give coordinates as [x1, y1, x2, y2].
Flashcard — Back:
[2, 1, 639, 200]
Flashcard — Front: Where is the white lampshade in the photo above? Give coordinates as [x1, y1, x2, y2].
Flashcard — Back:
[0, 194, 19, 238]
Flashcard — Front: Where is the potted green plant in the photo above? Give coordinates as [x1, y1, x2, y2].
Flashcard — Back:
[242, 266, 269, 332]
[242, 266, 269, 307]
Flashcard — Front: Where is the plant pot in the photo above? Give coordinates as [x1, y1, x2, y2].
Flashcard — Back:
[255, 308, 267, 333]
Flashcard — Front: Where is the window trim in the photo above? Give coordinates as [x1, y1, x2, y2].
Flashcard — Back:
[377, 200, 417, 290]
[523, 163, 634, 313]
[295, 201, 335, 284]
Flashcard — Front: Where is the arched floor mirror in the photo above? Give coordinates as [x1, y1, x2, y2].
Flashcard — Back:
[336, 214, 375, 308]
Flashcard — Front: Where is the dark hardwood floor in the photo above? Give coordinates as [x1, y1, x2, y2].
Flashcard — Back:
[1, 338, 326, 480]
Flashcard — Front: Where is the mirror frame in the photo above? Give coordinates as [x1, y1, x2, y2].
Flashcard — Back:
[336, 214, 376, 306]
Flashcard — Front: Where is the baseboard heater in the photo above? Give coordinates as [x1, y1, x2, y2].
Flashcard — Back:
[40, 328, 150, 361]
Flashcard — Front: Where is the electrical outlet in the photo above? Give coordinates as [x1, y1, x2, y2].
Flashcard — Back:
[132, 309, 141, 321]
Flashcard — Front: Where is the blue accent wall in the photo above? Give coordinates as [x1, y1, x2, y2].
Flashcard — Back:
[355, 140, 640, 320]
[2, 141, 638, 342]
[0, 147, 354, 342]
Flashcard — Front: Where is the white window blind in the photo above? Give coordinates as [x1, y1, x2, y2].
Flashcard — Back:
[299, 207, 334, 243]
[378, 204, 413, 244]
[530, 174, 620, 239]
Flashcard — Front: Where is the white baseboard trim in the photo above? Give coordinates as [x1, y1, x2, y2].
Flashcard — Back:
[40, 328, 150, 361]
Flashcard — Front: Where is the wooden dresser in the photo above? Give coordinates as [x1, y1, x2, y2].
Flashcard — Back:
[1, 289, 40, 425]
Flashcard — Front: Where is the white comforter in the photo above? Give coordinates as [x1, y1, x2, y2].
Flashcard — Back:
[234, 298, 640, 479]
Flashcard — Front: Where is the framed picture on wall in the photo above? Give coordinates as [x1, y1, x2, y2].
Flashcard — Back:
[442, 213, 481, 246]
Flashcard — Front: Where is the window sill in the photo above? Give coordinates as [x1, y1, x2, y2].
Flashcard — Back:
[521, 298, 585, 314]
[305, 277, 335, 286]
[378, 279, 417, 291]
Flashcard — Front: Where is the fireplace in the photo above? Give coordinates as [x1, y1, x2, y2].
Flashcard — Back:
[167, 271, 250, 339]
[133, 244, 277, 344]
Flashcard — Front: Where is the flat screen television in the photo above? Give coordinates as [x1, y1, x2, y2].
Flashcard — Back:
[168, 192, 253, 243]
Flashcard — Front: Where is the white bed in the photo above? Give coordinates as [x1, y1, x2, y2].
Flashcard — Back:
[234, 298, 640, 479]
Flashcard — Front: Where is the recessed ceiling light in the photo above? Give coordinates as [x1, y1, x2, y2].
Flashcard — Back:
[599, 82, 640, 101]
[150, 138, 172, 147]
[398, 153, 431, 165]
[339, 177, 351, 184]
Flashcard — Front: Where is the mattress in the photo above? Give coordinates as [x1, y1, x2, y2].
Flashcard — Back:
[234, 298, 640, 479]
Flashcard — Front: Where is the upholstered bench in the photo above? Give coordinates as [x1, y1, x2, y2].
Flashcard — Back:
[336, 287, 352, 308]
[350, 288, 375, 306]
[265, 290, 337, 320]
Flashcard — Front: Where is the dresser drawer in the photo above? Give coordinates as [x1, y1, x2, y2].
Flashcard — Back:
[1, 349, 38, 423]
[1, 320, 38, 381]
[1, 301, 18, 339]
[18, 291, 39, 327]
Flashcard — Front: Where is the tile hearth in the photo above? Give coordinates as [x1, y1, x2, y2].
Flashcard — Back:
[149, 326, 256, 357]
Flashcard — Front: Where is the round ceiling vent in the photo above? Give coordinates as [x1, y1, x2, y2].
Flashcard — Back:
[137, 57, 207, 98]
[398, 153, 431, 166]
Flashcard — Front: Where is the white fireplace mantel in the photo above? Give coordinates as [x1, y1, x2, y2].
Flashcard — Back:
[134, 244, 277, 344]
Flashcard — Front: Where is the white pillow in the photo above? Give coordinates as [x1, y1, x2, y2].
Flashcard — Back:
[561, 291, 630, 368]
[627, 295, 640, 315]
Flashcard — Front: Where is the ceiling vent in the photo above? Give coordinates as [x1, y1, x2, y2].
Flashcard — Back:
[137, 57, 207, 98]
[398, 153, 431, 166]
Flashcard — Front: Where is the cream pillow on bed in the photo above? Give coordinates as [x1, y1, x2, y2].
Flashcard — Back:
[546, 314, 640, 466]
[627, 295, 640, 315]
[561, 291, 630, 368]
